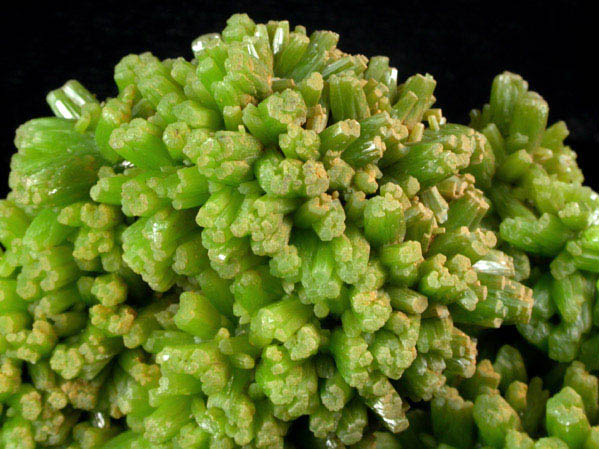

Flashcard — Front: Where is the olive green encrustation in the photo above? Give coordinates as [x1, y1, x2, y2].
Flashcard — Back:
[1, 13, 599, 449]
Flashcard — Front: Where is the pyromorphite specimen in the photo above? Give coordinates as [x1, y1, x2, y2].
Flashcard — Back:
[1, 12, 599, 449]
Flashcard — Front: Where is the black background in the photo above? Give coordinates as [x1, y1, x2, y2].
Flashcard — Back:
[1, 0, 597, 196]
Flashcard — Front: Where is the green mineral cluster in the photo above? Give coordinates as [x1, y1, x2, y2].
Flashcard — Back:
[1, 13, 599, 449]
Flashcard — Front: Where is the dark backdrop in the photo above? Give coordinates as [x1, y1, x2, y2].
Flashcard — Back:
[1, 0, 597, 196]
